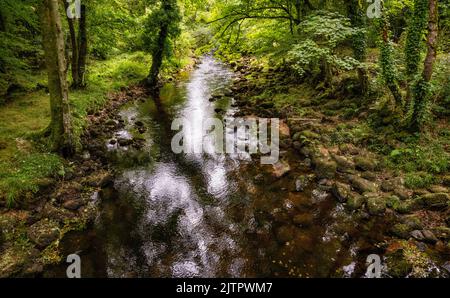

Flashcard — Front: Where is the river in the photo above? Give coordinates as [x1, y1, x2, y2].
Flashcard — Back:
[47, 56, 387, 278]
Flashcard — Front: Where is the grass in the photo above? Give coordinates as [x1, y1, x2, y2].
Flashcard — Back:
[0, 52, 151, 206]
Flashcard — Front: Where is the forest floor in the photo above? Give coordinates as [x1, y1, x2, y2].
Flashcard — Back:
[0, 52, 449, 277]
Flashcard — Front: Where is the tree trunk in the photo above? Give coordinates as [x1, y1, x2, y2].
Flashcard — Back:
[62, 0, 79, 88]
[146, 23, 169, 88]
[40, 0, 75, 156]
[409, 0, 438, 131]
[77, 4, 87, 88]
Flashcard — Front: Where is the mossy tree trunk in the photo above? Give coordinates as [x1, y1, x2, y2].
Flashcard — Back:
[41, 0, 75, 156]
[409, 0, 438, 131]
[146, 22, 168, 88]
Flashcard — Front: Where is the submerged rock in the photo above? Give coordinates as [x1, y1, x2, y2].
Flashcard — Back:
[332, 182, 351, 203]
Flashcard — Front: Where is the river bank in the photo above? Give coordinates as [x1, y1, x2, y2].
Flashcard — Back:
[219, 56, 450, 277]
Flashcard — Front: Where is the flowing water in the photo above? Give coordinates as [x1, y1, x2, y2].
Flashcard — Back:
[48, 56, 390, 278]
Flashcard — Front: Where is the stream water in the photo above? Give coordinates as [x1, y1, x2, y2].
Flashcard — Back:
[47, 56, 389, 278]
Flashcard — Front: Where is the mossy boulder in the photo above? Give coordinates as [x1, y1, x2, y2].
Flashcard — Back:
[420, 193, 449, 209]
[346, 193, 365, 210]
[332, 182, 351, 203]
[386, 250, 412, 278]
[331, 154, 355, 173]
[314, 158, 337, 179]
[27, 219, 60, 248]
[348, 175, 378, 193]
[365, 194, 387, 215]
[354, 156, 378, 172]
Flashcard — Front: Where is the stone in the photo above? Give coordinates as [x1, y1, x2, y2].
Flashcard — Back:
[331, 154, 355, 173]
[348, 175, 378, 193]
[332, 182, 351, 203]
[442, 261, 450, 274]
[366, 195, 386, 215]
[354, 156, 377, 172]
[432, 227, 450, 240]
[421, 193, 449, 209]
[314, 159, 337, 179]
[294, 175, 311, 192]
[361, 172, 377, 181]
[272, 161, 291, 178]
[27, 219, 60, 248]
[42, 203, 75, 223]
[410, 230, 438, 244]
[394, 188, 411, 200]
[346, 193, 365, 210]
[293, 213, 314, 227]
[339, 143, 359, 155]
[62, 199, 83, 210]
[118, 138, 133, 147]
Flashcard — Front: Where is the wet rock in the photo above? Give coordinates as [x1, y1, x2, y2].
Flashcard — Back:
[348, 175, 378, 194]
[311, 189, 329, 203]
[421, 193, 449, 209]
[346, 193, 365, 210]
[294, 175, 311, 192]
[314, 158, 337, 179]
[272, 161, 291, 178]
[254, 174, 265, 184]
[293, 213, 314, 227]
[135, 121, 144, 127]
[365, 194, 386, 215]
[109, 139, 117, 145]
[331, 154, 355, 173]
[62, 199, 84, 210]
[410, 230, 438, 244]
[118, 138, 133, 147]
[100, 174, 114, 188]
[27, 219, 60, 248]
[332, 182, 351, 203]
[354, 156, 378, 172]
[442, 261, 450, 274]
